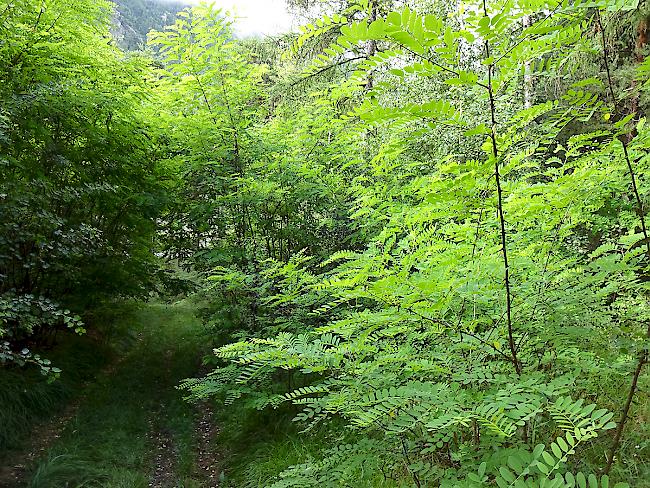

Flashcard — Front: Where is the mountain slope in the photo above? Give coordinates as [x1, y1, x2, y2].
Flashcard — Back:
[111, 0, 187, 51]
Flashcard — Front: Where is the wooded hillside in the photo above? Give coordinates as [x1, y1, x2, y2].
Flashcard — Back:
[112, 0, 186, 50]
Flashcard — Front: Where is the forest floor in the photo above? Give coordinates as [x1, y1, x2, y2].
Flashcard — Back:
[0, 301, 222, 488]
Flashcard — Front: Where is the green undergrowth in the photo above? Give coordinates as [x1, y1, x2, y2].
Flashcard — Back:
[214, 404, 317, 487]
[213, 402, 402, 487]
[2, 300, 209, 488]
[0, 302, 132, 455]
[211, 385, 649, 488]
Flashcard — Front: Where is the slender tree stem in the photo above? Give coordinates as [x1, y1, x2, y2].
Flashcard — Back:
[365, 0, 378, 90]
[483, 0, 521, 376]
[605, 352, 646, 474]
[596, 9, 650, 475]
[400, 436, 422, 488]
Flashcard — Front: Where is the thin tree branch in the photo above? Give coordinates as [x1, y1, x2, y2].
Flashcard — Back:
[291, 55, 366, 87]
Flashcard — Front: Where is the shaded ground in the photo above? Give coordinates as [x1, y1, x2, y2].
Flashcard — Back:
[0, 401, 80, 486]
[0, 301, 221, 488]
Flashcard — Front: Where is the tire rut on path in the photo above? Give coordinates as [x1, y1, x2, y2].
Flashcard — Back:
[0, 346, 128, 488]
[0, 402, 79, 487]
[148, 421, 178, 488]
[194, 400, 222, 487]
[149, 348, 178, 488]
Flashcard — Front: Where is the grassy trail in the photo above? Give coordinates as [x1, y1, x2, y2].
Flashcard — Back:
[4, 301, 218, 488]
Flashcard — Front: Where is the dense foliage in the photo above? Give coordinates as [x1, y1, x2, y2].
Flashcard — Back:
[0, 0, 164, 372]
[1, 0, 649, 486]
[170, 1, 650, 486]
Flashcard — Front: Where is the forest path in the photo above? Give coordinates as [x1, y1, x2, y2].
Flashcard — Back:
[1, 301, 220, 488]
